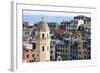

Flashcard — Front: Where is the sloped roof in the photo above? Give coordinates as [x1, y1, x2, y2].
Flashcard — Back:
[37, 21, 50, 32]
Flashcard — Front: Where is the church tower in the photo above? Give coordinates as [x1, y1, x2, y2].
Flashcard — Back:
[35, 18, 51, 62]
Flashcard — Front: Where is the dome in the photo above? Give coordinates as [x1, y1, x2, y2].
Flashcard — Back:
[37, 21, 50, 31]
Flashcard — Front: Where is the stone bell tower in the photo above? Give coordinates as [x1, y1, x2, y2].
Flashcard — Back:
[35, 18, 51, 62]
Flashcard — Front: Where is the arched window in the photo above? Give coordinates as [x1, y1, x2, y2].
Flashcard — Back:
[26, 54, 29, 58]
[42, 46, 44, 51]
[42, 33, 44, 39]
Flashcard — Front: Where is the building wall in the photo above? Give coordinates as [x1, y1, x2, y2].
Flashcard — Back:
[23, 49, 35, 62]
[36, 30, 51, 61]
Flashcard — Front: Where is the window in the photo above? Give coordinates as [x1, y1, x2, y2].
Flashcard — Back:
[79, 47, 81, 49]
[32, 43, 36, 49]
[23, 45, 26, 49]
[88, 47, 90, 50]
[51, 51, 53, 54]
[50, 46, 53, 48]
[42, 46, 44, 51]
[88, 52, 90, 55]
[73, 51, 75, 54]
[53, 42, 55, 44]
[58, 58, 60, 61]
[66, 46, 67, 48]
[26, 49, 29, 52]
[32, 54, 34, 57]
[78, 51, 81, 54]
[31, 49, 33, 51]
[84, 51, 87, 54]
[84, 56, 87, 59]
[66, 50, 67, 53]
[50, 56, 53, 60]
[26, 54, 29, 58]
[62, 45, 64, 48]
[63, 49, 64, 52]
[25, 31, 29, 35]
[53, 24, 55, 27]
[42, 33, 44, 39]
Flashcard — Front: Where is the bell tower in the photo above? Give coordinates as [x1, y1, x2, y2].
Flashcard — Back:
[35, 18, 51, 61]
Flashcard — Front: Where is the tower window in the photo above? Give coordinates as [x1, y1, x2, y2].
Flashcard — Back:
[42, 34, 44, 39]
[26, 54, 29, 58]
[42, 46, 44, 51]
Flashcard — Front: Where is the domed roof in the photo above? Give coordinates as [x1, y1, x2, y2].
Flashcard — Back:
[37, 21, 50, 31]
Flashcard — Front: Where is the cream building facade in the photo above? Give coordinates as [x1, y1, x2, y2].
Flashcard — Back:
[35, 20, 51, 62]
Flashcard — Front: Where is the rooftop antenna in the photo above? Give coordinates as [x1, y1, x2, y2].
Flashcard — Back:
[41, 15, 44, 21]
